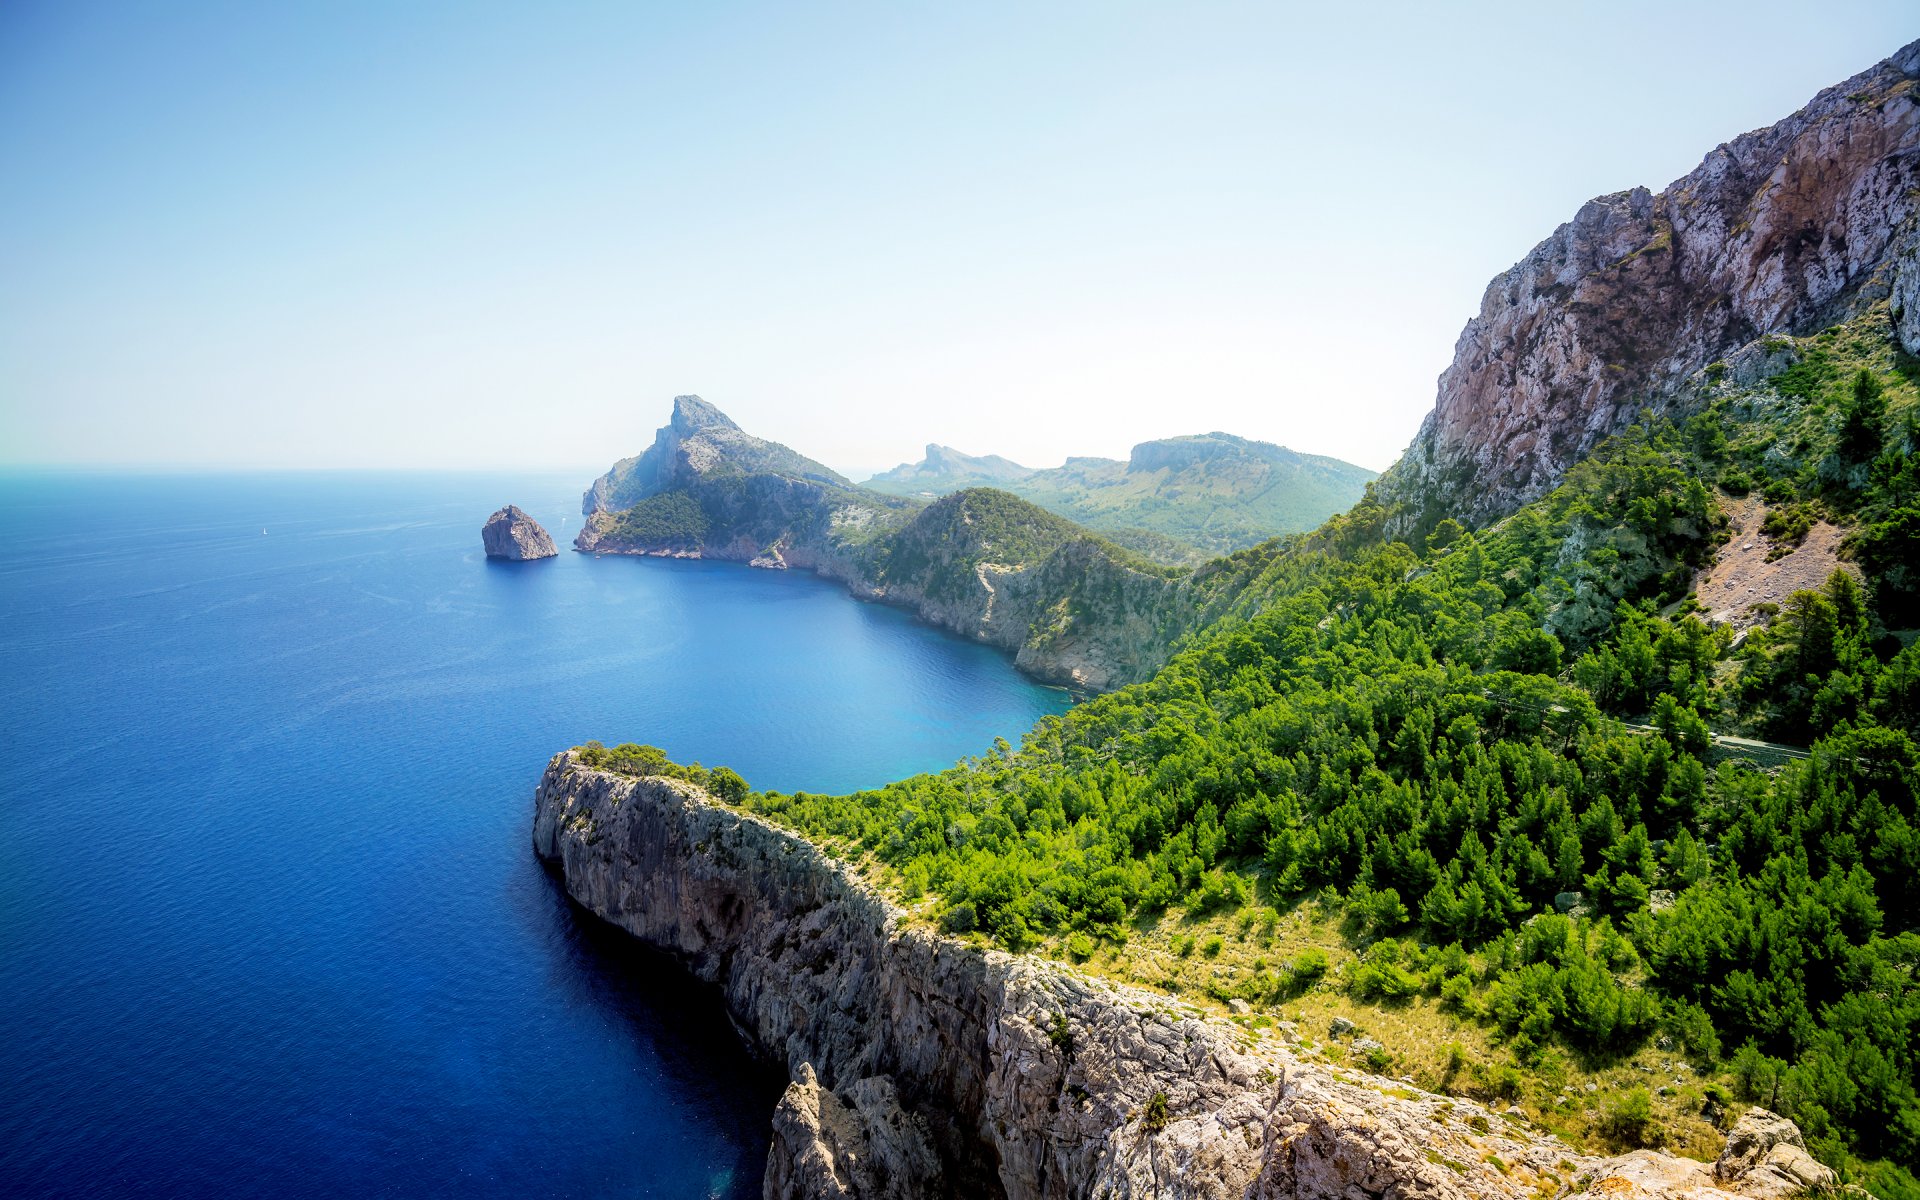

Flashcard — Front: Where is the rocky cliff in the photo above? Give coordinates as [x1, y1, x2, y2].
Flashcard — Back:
[481, 504, 558, 560]
[1378, 39, 1920, 531]
[532, 753, 1836, 1200]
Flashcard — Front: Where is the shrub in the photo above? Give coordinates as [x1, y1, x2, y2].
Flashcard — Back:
[1143, 1091, 1170, 1131]
[1601, 1087, 1657, 1147]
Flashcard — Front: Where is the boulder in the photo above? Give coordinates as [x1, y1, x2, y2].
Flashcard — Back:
[1714, 1108, 1837, 1197]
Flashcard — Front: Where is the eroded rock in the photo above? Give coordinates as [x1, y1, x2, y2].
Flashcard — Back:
[481, 505, 557, 560]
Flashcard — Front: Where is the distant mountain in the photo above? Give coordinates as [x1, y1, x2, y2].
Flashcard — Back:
[863, 432, 1374, 561]
[864, 444, 1034, 493]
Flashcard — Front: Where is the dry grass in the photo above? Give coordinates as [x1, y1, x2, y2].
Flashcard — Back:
[1039, 895, 1729, 1162]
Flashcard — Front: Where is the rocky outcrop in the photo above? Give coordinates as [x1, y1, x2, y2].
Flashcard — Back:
[1380, 40, 1920, 531]
[1712, 1109, 1837, 1199]
[533, 753, 1832, 1200]
[481, 505, 557, 560]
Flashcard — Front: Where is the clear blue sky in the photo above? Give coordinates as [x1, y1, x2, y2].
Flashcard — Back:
[1, 2, 1912, 475]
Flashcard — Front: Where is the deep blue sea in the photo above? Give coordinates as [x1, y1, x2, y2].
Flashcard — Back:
[0, 470, 1071, 1199]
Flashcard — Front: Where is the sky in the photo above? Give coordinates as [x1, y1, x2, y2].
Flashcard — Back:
[0, 3, 1913, 477]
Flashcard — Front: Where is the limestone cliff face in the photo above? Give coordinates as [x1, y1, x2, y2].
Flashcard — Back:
[480, 505, 558, 560]
[1380, 40, 1920, 530]
[532, 754, 1831, 1200]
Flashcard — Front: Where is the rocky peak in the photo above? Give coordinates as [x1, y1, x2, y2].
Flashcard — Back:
[1378, 39, 1920, 530]
[668, 394, 739, 435]
[582, 396, 852, 516]
[921, 443, 967, 471]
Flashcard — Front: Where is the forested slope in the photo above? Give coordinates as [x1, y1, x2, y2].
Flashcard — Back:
[635, 306, 1920, 1194]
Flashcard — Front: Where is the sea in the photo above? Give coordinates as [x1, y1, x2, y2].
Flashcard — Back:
[0, 470, 1072, 1199]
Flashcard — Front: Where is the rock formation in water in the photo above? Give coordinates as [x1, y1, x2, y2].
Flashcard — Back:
[532, 753, 1836, 1200]
[481, 505, 558, 560]
[1376, 39, 1920, 532]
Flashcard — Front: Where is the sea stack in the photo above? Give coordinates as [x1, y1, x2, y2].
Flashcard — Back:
[482, 505, 558, 560]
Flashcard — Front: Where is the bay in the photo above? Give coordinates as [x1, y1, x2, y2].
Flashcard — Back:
[0, 470, 1070, 1199]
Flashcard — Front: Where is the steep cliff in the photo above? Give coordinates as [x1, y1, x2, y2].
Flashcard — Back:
[532, 754, 1834, 1200]
[1378, 39, 1920, 531]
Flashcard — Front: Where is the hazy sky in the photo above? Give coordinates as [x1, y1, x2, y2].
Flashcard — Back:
[1, 3, 1913, 476]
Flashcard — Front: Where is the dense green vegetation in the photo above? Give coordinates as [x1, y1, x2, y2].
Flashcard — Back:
[574, 739, 749, 803]
[868, 487, 1179, 606]
[598, 490, 711, 547]
[585, 312, 1920, 1193]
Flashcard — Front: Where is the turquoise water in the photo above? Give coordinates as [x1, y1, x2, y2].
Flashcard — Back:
[0, 471, 1071, 1198]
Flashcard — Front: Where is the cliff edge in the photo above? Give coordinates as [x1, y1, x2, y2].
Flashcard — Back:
[532, 753, 1834, 1200]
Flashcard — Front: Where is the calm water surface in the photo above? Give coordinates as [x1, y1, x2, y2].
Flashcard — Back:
[0, 470, 1071, 1199]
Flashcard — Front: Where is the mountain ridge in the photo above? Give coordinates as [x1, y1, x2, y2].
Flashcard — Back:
[865, 431, 1376, 561]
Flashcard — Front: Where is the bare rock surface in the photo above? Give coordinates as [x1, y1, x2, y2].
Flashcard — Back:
[531, 754, 1834, 1200]
[1379, 40, 1920, 530]
[1693, 496, 1854, 629]
[481, 505, 557, 560]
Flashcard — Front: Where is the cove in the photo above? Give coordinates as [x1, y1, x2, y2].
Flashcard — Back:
[0, 470, 1072, 1199]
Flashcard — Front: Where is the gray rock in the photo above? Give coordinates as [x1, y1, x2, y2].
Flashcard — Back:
[1328, 1016, 1358, 1039]
[1554, 891, 1592, 916]
[1714, 1108, 1837, 1198]
[481, 505, 557, 560]
[765, 1064, 943, 1200]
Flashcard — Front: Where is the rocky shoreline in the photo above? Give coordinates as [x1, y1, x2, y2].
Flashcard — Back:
[532, 752, 1835, 1200]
